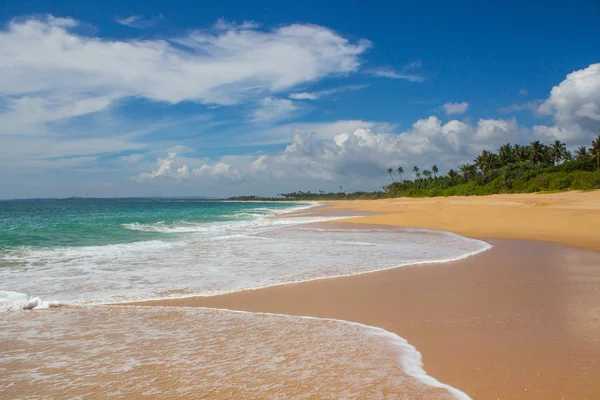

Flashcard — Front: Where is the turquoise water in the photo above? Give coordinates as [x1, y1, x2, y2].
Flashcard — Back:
[0, 199, 299, 250]
[0, 198, 489, 310]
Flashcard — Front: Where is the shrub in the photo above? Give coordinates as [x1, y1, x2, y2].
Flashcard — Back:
[569, 171, 600, 190]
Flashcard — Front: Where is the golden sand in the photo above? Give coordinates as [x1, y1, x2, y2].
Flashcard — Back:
[138, 190, 600, 399]
[324, 191, 600, 251]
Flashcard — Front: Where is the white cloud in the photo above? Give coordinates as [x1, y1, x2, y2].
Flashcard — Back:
[139, 154, 175, 178]
[289, 84, 368, 101]
[0, 15, 370, 123]
[368, 67, 424, 82]
[289, 92, 319, 100]
[367, 61, 425, 82]
[193, 162, 242, 180]
[134, 116, 523, 191]
[225, 119, 392, 148]
[536, 63, 600, 142]
[116, 15, 163, 29]
[0, 15, 372, 179]
[251, 97, 298, 122]
[443, 102, 469, 115]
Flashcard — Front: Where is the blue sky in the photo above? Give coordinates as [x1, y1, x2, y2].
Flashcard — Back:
[1, 0, 599, 198]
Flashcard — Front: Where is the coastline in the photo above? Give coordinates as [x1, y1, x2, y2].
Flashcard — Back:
[133, 191, 600, 399]
[322, 191, 600, 251]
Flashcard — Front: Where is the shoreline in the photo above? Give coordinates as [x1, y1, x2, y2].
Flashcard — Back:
[131, 191, 600, 399]
[113, 223, 491, 307]
[321, 191, 600, 251]
[133, 237, 600, 399]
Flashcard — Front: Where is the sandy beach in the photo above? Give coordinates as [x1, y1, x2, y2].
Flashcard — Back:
[136, 191, 600, 399]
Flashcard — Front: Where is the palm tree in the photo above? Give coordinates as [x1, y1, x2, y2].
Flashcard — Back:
[576, 146, 588, 158]
[474, 150, 498, 176]
[498, 143, 514, 166]
[474, 153, 487, 174]
[447, 169, 458, 185]
[412, 166, 420, 179]
[590, 136, 600, 169]
[550, 140, 567, 165]
[529, 140, 547, 164]
[432, 165, 439, 178]
[514, 144, 530, 162]
[565, 150, 573, 161]
[423, 169, 432, 179]
[397, 166, 404, 181]
[459, 163, 475, 183]
[387, 168, 394, 182]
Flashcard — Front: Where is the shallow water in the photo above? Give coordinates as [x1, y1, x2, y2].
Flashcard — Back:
[0, 306, 465, 399]
[0, 201, 489, 309]
[0, 200, 487, 398]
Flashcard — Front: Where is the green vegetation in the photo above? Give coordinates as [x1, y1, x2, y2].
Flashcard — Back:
[383, 137, 600, 198]
[228, 137, 600, 201]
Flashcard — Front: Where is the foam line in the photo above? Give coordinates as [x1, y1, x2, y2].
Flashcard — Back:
[118, 304, 472, 400]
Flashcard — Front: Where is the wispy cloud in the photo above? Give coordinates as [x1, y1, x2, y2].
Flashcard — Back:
[116, 15, 163, 29]
[289, 84, 368, 101]
[443, 102, 469, 115]
[251, 97, 299, 123]
[368, 67, 425, 82]
[498, 100, 542, 113]
[367, 60, 425, 82]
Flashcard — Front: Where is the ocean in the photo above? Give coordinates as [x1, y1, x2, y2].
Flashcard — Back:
[0, 198, 490, 398]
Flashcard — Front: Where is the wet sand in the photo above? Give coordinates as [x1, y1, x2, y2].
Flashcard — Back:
[136, 191, 600, 399]
[135, 235, 600, 399]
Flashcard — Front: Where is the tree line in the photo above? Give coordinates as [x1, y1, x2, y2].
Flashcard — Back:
[229, 136, 600, 201]
[383, 137, 599, 197]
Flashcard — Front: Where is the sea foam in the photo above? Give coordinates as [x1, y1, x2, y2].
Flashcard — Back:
[0, 306, 470, 399]
[0, 203, 490, 309]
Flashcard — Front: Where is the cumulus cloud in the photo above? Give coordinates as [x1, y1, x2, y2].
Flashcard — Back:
[193, 162, 242, 180]
[135, 115, 524, 190]
[137, 151, 243, 182]
[443, 102, 469, 115]
[533, 63, 600, 143]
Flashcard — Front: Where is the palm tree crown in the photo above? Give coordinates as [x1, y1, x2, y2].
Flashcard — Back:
[498, 143, 514, 166]
[529, 140, 547, 164]
[459, 163, 476, 182]
[576, 146, 588, 158]
[447, 169, 458, 184]
[432, 165, 439, 177]
[550, 140, 567, 165]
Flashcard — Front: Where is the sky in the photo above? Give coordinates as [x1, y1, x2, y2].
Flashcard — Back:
[1, 0, 599, 199]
